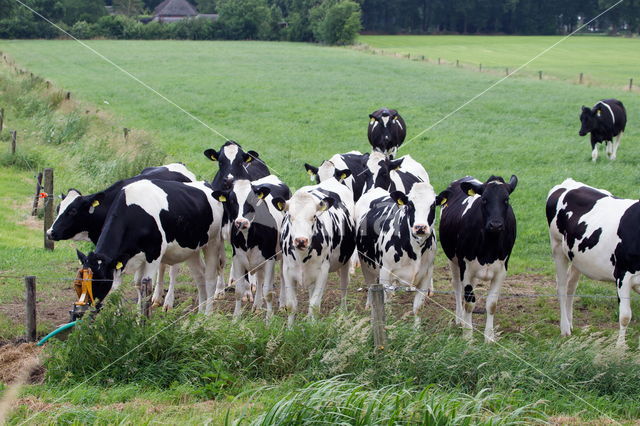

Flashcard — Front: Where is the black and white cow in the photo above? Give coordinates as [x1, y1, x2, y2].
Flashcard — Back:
[368, 108, 406, 158]
[304, 151, 371, 201]
[579, 99, 627, 162]
[272, 176, 356, 327]
[547, 178, 640, 347]
[81, 179, 224, 314]
[212, 175, 291, 320]
[204, 140, 270, 191]
[438, 175, 518, 342]
[356, 183, 442, 327]
[365, 151, 430, 194]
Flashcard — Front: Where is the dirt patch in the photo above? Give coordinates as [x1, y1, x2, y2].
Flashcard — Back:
[0, 342, 43, 384]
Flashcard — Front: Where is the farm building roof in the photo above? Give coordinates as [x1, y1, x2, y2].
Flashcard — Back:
[154, 0, 198, 17]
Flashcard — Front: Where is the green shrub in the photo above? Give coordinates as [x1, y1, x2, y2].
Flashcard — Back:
[310, 0, 361, 45]
[70, 20, 97, 39]
[0, 149, 45, 170]
[41, 111, 89, 145]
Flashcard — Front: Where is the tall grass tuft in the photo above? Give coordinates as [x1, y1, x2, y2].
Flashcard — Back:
[243, 377, 545, 425]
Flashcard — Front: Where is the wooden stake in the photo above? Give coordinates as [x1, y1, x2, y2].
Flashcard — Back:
[630, 78, 633, 91]
[65, 91, 71, 100]
[10, 130, 16, 154]
[43, 168, 54, 251]
[25, 276, 37, 342]
[579, 72, 583, 84]
[479, 63, 482, 72]
[456, 59, 460, 67]
[140, 278, 152, 319]
[506, 67, 509, 76]
[123, 128, 129, 141]
[539, 71, 542, 80]
[0, 107, 4, 132]
[438, 57, 441, 65]
[370, 283, 387, 350]
[31, 172, 43, 216]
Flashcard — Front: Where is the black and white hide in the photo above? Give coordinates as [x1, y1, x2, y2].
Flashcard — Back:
[578, 99, 627, 161]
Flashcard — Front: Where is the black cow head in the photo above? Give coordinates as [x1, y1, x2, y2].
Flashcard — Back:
[204, 140, 265, 191]
[212, 180, 272, 232]
[578, 104, 609, 137]
[367, 108, 407, 158]
[76, 250, 119, 306]
[47, 189, 105, 241]
[459, 175, 517, 233]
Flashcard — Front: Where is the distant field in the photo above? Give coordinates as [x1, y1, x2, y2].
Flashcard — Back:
[359, 35, 640, 88]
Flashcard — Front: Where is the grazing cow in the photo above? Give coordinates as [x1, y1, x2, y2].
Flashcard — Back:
[212, 175, 291, 319]
[368, 108, 406, 158]
[80, 179, 223, 314]
[438, 175, 518, 342]
[204, 140, 270, 191]
[272, 176, 356, 327]
[356, 183, 443, 327]
[547, 178, 640, 347]
[578, 99, 627, 161]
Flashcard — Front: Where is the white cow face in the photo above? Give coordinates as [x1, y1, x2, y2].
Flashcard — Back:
[273, 191, 335, 251]
[390, 182, 438, 239]
[212, 180, 270, 232]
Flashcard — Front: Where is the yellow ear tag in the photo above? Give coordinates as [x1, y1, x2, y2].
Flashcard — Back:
[467, 189, 476, 196]
[218, 195, 227, 202]
[257, 192, 265, 199]
[307, 169, 314, 176]
[115, 261, 123, 270]
[91, 200, 100, 208]
[340, 173, 347, 180]
[210, 155, 217, 161]
[440, 198, 447, 206]
[277, 201, 285, 211]
[597, 110, 602, 117]
[397, 199, 405, 206]
[394, 116, 398, 120]
[246, 157, 253, 163]
[370, 118, 375, 124]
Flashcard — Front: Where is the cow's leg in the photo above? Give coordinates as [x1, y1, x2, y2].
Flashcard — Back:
[450, 258, 463, 326]
[616, 276, 632, 348]
[152, 263, 166, 308]
[252, 268, 266, 312]
[606, 141, 613, 159]
[308, 263, 330, 320]
[338, 263, 350, 310]
[278, 268, 286, 311]
[484, 268, 506, 343]
[552, 243, 572, 336]
[462, 280, 475, 340]
[202, 245, 221, 315]
[233, 263, 249, 320]
[162, 265, 180, 311]
[361, 265, 378, 309]
[217, 238, 226, 290]
[413, 263, 434, 329]
[591, 141, 598, 162]
[283, 264, 298, 328]
[348, 251, 360, 275]
[263, 259, 276, 321]
[565, 265, 580, 331]
[611, 132, 623, 160]
[184, 254, 206, 313]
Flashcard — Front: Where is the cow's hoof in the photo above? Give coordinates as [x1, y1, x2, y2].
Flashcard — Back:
[151, 301, 162, 309]
[214, 291, 226, 300]
[163, 305, 172, 312]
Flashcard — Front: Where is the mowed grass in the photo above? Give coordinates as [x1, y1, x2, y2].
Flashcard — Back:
[1, 39, 639, 277]
[359, 35, 640, 88]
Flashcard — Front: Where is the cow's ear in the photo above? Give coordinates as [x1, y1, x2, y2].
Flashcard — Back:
[436, 189, 451, 207]
[76, 249, 88, 265]
[212, 190, 228, 203]
[334, 168, 351, 181]
[87, 192, 105, 213]
[460, 181, 484, 197]
[507, 175, 518, 194]
[244, 150, 259, 163]
[204, 149, 219, 162]
[271, 197, 287, 212]
[388, 158, 404, 170]
[369, 113, 376, 122]
[582, 105, 589, 112]
[319, 196, 335, 212]
[304, 163, 319, 179]
[389, 191, 409, 206]
[254, 186, 271, 200]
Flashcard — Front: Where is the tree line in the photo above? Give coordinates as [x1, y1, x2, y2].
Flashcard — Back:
[0, 0, 637, 43]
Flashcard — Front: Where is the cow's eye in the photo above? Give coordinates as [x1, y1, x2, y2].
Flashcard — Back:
[481, 199, 487, 205]
[504, 198, 510, 204]
[68, 208, 78, 216]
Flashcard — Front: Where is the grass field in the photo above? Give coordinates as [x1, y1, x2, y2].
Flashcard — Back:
[0, 37, 640, 423]
[359, 35, 640, 88]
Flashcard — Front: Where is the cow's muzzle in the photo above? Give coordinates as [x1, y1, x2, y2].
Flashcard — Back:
[46, 229, 58, 241]
[294, 237, 309, 250]
[413, 224, 430, 236]
[578, 130, 587, 136]
[486, 221, 505, 233]
[234, 218, 250, 230]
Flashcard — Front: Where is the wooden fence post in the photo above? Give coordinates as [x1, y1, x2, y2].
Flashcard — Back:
[630, 78, 633, 91]
[539, 71, 543, 80]
[0, 107, 4, 132]
[438, 57, 441, 65]
[123, 127, 129, 141]
[456, 59, 460, 67]
[10, 130, 17, 155]
[579, 72, 583, 84]
[479, 63, 482, 72]
[505, 67, 509, 76]
[65, 91, 71, 100]
[25, 276, 37, 342]
[31, 172, 43, 216]
[43, 168, 54, 250]
[140, 278, 152, 319]
[370, 283, 386, 350]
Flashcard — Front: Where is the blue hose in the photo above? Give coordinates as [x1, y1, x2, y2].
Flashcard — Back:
[36, 321, 78, 346]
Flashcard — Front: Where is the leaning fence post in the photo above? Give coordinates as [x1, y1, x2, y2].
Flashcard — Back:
[43, 168, 54, 251]
[31, 172, 43, 216]
[370, 283, 387, 350]
[25, 276, 37, 342]
[10, 130, 16, 154]
[140, 278, 152, 319]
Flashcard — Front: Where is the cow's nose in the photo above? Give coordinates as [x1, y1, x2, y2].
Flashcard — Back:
[413, 224, 429, 236]
[487, 221, 504, 232]
[294, 237, 309, 250]
[235, 219, 249, 230]
[46, 229, 56, 240]
[579, 131, 586, 136]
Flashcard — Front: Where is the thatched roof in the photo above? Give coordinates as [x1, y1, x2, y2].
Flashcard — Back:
[154, 0, 198, 17]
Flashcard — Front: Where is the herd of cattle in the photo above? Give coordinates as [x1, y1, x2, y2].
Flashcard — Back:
[45, 102, 637, 346]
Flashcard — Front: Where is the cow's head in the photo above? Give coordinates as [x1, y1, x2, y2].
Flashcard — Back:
[367, 108, 406, 157]
[579, 105, 602, 137]
[365, 151, 404, 190]
[390, 182, 442, 239]
[272, 191, 337, 251]
[459, 175, 517, 233]
[46, 189, 105, 241]
[304, 161, 352, 185]
[76, 250, 120, 305]
[212, 180, 272, 232]
[204, 140, 261, 191]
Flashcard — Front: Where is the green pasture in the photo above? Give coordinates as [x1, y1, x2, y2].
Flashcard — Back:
[0, 39, 640, 423]
[359, 35, 640, 88]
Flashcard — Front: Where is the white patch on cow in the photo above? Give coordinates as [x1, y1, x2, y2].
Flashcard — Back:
[163, 163, 196, 181]
[596, 101, 616, 124]
[223, 143, 239, 161]
[394, 119, 403, 130]
[381, 116, 390, 126]
[55, 190, 81, 219]
[461, 194, 480, 217]
[592, 146, 598, 162]
[366, 151, 386, 175]
[408, 182, 436, 236]
[71, 231, 90, 242]
[233, 179, 253, 226]
[317, 160, 336, 182]
[370, 121, 378, 130]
